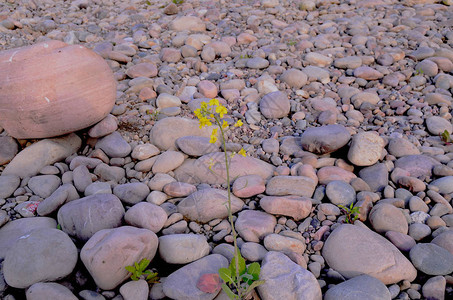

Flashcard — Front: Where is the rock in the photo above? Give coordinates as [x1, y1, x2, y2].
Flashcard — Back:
[235, 210, 276, 242]
[305, 52, 332, 67]
[150, 117, 216, 150]
[369, 203, 409, 234]
[27, 174, 61, 198]
[394, 155, 440, 179]
[131, 144, 160, 160]
[424, 93, 452, 106]
[353, 66, 383, 80]
[302, 66, 330, 83]
[317, 166, 357, 185]
[162, 254, 227, 300]
[301, 125, 351, 154]
[158, 234, 210, 264]
[387, 138, 420, 157]
[232, 174, 266, 198]
[263, 234, 306, 254]
[85, 181, 112, 196]
[258, 251, 322, 300]
[266, 176, 316, 197]
[197, 80, 218, 98]
[125, 202, 167, 233]
[385, 231, 416, 252]
[95, 131, 131, 158]
[170, 16, 206, 32]
[324, 274, 391, 300]
[326, 181, 356, 206]
[177, 188, 243, 223]
[0, 217, 56, 260]
[0, 136, 18, 165]
[152, 151, 185, 173]
[81, 226, 158, 290]
[88, 114, 118, 138]
[426, 116, 452, 135]
[0, 41, 116, 139]
[247, 57, 269, 69]
[358, 163, 389, 192]
[280, 68, 307, 88]
[174, 152, 274, 185]
[408, 223, 431, 241]
[126, 63, 157, 78]
[113, 182, 150, 205]
[259, 91, 290, 119]
[431, 231, 453, 255]
[37, 183, 79, 216]
[348, 132, 384, 166]
[334, 56, 362, 69]
[119, 280, 149, 300]
[156, 93, 182, 109]
[2, 133, 81, 178]
[176, 136, 220, 157]
[409, 243, 453, 275]
[322, 224, 417, 284]
[57, 193, 125, 241]
[73, 165, 92, 193]
[241, 242, 268, 262]
[163, 182, 197, 197]
[416, 59, 438, 77]
[0, 175, 20, 198]
[260, 196, 312, 221]
[422, 276, 446, 300]
[26, 282, 77, 300]
[3, 228, 77, 288]
[94, 163, 125, 182]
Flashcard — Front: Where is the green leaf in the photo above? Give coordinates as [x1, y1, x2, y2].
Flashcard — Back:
[131, 274, 138, 281]
[221, 283, 238, 300]
[125, 266, 135, 273]
[230, 252, 246, 276]
[247, 262, 261, 280]
[139, 258, 150, 271]
[219, 268, 234, 284]
[244, 280, 265, 295]
[134, 262, 140, 270]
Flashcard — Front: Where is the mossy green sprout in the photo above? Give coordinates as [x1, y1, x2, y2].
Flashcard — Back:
[125, 258, 159, 284]
[338, 203, 360, 224]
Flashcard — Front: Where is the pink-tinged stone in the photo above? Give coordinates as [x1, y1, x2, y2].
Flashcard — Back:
[139, 87, 157, 101]
[260, 196, 312, 221]
[197, 80, 218, 98]
[266, 176, 316, 197]
[237, 33, 257, 45]
[124, 202, 167, 233]
[163, 182, 197, 197]
[385, 231, 416, 252]
[235, 210, 276, 242]
[390, 167, 411, 182]
[207, 41, 231, 57]
[232, 175, 266, 198]
[397, 176, 426, 192]
[394, 155, 440, 180]
[369, 203, 409, 235]
[323, 224, 417, 284]
[296, 164, 318, 185]
[88, 114, 118, 138]
[169, 16, 206, 32]
[354, 66, 383, 80]
[126, 63, 158, 78]
[313, 225, 330, 241]
[0, 40, 116, 139]
[221, 89, 240, 102]
[264, 234, 306, 254]
[159, 48, 181, 63]
[317, 166, 357, 185]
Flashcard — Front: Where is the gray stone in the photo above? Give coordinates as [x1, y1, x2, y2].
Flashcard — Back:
[259, 91, 290, 119]
[266, 176, 316, 197]
[347, 132, 384, 166]
[429, 176, 453, 194]
[301, 125, 351, 154]
[26, 282, 78, 300]
[93, 163, 125, 182]
[0, 136, 18, 165]
[359, 163, 388, 192]
[258, 251, 322, 300]
[81, 226, 158, 290]
[422, 276, 446, 300]
[95, 132, 131, 158]
[158, 234, 210, 264]
[409, 243, 453, 275]
[2, 133, 81, 178]
[28, 175, 61, 198]
[124, 202, 167, 233]
[162, 254, 228, 300]
[426, 116, 452, 135]
[73, 165, 92, 193]
[176, 136, 220, 157]
[3, 228, 77, 288]
[85, 181, 112, 196]
[113, 182, 150, 205]
[431, 231, 453, 255]
[247, 57, 269, 69]
[57, 193, 125, 241]
[280, 68, 308, 89]
[37, 183, 79, 216]
[152, 151, 185, 174]
[408, 223, 431, 241]
[387, 138, 420, 157]
[131, 144, 160, 160]
[78, 290, 105, 300]
[88, 114, 118, 138]
[148, 173, 176, 191]
[236, 210, 276, 242]
[324, 274, 391, 300]
[394, 155, 440, 179]
[369, 203, 408, 235]
[0, 175, 20, 198]
[323, 224, 417, 284]
[263, 234, 306, 254]
[119, 279, 149, 300]
[241, 242, 268, 262]
[326, 181, 356, 206]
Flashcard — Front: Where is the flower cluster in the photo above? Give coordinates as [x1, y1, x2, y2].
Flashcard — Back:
[194, 99, 246, 156]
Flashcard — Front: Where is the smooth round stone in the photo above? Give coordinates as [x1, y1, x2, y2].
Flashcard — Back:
[394, 155, 440, 179]
[3, 228, 77, 289]
[95, 131, 131, 158]
[159, 48, 181, 63]
[88, 114, 118, 138]
[241, 242, 268, 262]
[126, 63, 157, 78]
[280, 68, 307, 88]
[324, 274, 391, 300]
[301, 124, 351, 154]
[318, 166, 357, 185]
[158, 234, 210, 264]
[119, 279, 149, 300]
[303, 66, 330, 83]
[235, 210, 276, 242]
[163, 182, 197, 197]
[260, 195, 312, 221]
[347, 132, 384, 166]
[431, 231, 453, 255]
[429, 176, 453, 194]
[409, 243, 453, 275]
[0, 175, 20, 198]
[26, 282, 78, 300]
[426, 116, 452, 136]
[326, 181, 356, 206]
[334, 56, 362, 69]
[125, 202, 167, 233]
[422, 276, 446, 300]
[369, 203, 408, 235]
[246, 57, 269, 69]
[113, 182, 150, 205]
[156, 93, 182, 109]
[415, 59, 438, 77]
[259, 91, 290, 119]
[84, 181, 112, 196]
[27, 174, 61, 198]
[37, 183, 79, 216]
[131, 144, 160, 160]
[408, 223, 431, 241]
[197, 80, 217, 98]
[148, 173, 176, 191]
[385, 231, 416, 252]
[264, 233, 306, 254]
[152, 151, 185, 173]
[232, 174, 266, 198]
[0, 136, 18, 165]
[354, 66, 383, 80]
[176, 136, 219, 157]
[305, 52, 332, 67]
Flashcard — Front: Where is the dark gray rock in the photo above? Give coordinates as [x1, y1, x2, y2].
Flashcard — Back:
[301, 125, 351, 154]
[409, 243, 453, 275]
[359, 163, 388, 192]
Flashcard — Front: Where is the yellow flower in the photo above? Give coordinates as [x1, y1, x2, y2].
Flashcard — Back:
[209, 128, 218, 144]
[216, 105, 227, 118]
[222, 120, 228, 129]
[238, 148, 246, 157]
[209, 98, 219, 107]
[234, 120, 243, 127]
[201, 102, 208, 110]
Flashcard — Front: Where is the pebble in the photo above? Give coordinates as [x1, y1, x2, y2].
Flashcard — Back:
[240, 242, 268, 262]
[263, 234, 306, 254]
[152, 150, 185, 173]
[266, 175, 316, 197]
[301, 125, 351, 154]
[426, 116, 452, 135]
[113, 182, 150, 205]
[88, 114, 118, 138]
[259, 91, 290, 119]
[95, 131, 131, 158]
[369, 203, 409, 234]
[0, 136, 18, 165]
[119, 279, 149, 300]
[0, 175, 20, 199]
[232, 174, 266, 198]
[409, 243, 453, 275]
[235, 210, 276, 242]
[27, 174, 61, 198]
[158, 234, 210, 264]
[324, 274, 391, 300]
[26, 282, 78, 300]
[260, 195, 312, 221]
[347, 132, 384, 166]
[124, 202, 167, 233]
[280, 68, 308, 88]
[325, 181, 356, 206]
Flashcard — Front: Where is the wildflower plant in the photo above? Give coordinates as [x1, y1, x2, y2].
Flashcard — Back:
[194, 99, 263, 299]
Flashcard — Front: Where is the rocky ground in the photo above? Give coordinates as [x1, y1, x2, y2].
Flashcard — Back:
[0, 0, 453, 299]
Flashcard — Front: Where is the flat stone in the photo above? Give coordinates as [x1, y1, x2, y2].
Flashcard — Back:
[131, 143, 160, 160]
[241, 242, 268, 262]
[26, 282, 78, 300]
[2, 133, 81, 178]
[334, 56, 362, 69]
[158, 234, 210, 264]
[369, 203, 409, 234]
[3, 228, 77, 288]
[247, 57, 269, 69]
[258, 251, 322, 300]
[95, 131, 131, 158]
[408, 223, 431, 241]
[28, 174, 61, 198]
[232, 174, 266, 198]
[156, 93, 182, 109]
[235, 210, 276, 242]
[354, 66, 383, 80]
[88, 114, 118, 138]
[170, 16, 206, 32]
[113, 182, 150, 205]
[260, 195, 312, 221]
[358, 163, 389, 192]
[85, 181, 112, 196]
[305, 52, 332, 67]
[263, 234, 306, 254]
[126, 63, 158, 78]
[422, 276, 446, 300]
[119, 279, 149, 300]
[162, 254, 228, 300]
[323, 224, 417, 284]
[93, 163, 125, 182]
[301, 125, 351, 154]
[318, 166, 357, 185]
[387, 138, 420, 157]
[177, 188, 243, 223]
[259, 91, 290, 119]
[347, 132, 385, 166]
[197, 80, 218, 98]
[409, 243, 453, 275]
[152, 150, 185, 174]
[395, 155, 440, 179]
[124, 202, 167, 233]
[426, 116, 452, 135]
[424, 93, 452, 106]
[324, 274, 391, 300]
[57, 193, 125, 241]
[326, 181, 356, 206]
[73, 165, 92, 193]
[176, 136, 220, 157]
[0, 175, 20, 198]
[430, 176, 453, 194]
[0, 136, 18, 165]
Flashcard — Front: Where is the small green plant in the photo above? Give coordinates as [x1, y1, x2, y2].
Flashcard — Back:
[338, 203, 360, 224]
[440, 130, 451, 144]
[172, 0, 184, 4]
[239, 54, 251, 59]
[414, 68, 424, 76]
[125, 258, 159, 283]
[287, 40, 296, 46]
[146, 108, 159, 121]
